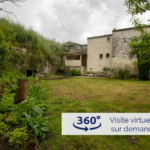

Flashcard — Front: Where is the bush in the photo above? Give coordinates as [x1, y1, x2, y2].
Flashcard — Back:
[102, 66, 110, 72]
[68, 70, 81, 76]
[138, 64, 149, 80]
[118, 68, 130, 80]
[113, 74, 119, 79]
[75, 70, 81, 76]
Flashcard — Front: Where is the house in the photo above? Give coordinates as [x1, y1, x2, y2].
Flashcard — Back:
[65, 26, 150, 76]
[64, 41, 87, 75]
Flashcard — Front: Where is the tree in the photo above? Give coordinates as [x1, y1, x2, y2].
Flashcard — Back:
[0, 0, 26, 17]
[125, 0, 150, 80]
[0, 0, 26, 6]
[124, 0, 150, 32]
[129, 31, 150, 65]
[138, 63, 149, 80]
[128, 31, 150, 80]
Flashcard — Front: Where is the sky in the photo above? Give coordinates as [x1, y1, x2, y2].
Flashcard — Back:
[1, 0, 150, 44]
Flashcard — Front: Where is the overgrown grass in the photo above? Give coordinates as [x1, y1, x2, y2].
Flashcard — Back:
[38, 77, 150, 150]
[0, 18, 66, 70]
[44, 74, 66, 80]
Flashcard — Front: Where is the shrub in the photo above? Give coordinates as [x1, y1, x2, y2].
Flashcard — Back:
[103, 66, 111, 78]
[118, 68, 130, 80]
[68, 70, 75, 75]
[102, 66, 110, 72]
[113, 74, 119, 79]
[127, 74, 132, 78]
[68, 70, 81, 76]
[75, 70, 81, 76]
[138, 64, 149, 80]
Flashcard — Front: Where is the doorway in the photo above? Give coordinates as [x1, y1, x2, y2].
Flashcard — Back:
[26, 70, 32, 77]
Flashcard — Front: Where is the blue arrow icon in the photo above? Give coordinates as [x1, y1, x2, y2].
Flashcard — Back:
[73, 122, 101, 132]
[90, 123, 101, 130]
[73, 123, 88, 132]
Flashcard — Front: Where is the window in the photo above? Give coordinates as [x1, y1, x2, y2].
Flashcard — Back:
[100, 54, 103, 59]
[130, 54, 134, 58]
[106, 53, 110, 58]
[123, 38, 127, 43]
[107, 37, 110, 42]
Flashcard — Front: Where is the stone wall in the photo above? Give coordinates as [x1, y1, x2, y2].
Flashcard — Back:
[65, 42, 87, 55]
[111, 27, 150, 75]
[12, 47, 63, 77]
[81, 45, 87, 54]
[66, 45, 81, 54]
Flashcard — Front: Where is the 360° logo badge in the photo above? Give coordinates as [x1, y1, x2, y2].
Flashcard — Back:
[73, 116, 102, 132]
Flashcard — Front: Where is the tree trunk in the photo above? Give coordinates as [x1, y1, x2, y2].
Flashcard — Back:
[14, 79, 28, 104]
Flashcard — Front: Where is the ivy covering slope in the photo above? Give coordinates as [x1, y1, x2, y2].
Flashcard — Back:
[0, 18, 66, 76]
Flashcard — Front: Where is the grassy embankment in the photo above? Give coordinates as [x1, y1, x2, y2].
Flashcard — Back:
[38, 77, 150, 150]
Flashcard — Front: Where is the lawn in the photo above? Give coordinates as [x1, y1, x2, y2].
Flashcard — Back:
[38, 77, 150, 150]
[44, 74, 69, 80]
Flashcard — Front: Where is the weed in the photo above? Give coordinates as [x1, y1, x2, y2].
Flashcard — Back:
[7, 127, 28, 150]
[0, 121, 10, 136]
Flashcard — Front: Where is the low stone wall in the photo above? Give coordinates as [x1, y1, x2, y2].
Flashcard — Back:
[87, 71, 109, 77]
[69, 66, 81, 71]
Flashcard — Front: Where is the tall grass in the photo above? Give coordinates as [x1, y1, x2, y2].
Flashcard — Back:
[0, 18, 66, 67]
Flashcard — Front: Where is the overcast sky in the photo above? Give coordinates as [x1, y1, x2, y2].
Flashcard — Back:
[1, 0, 150, 44]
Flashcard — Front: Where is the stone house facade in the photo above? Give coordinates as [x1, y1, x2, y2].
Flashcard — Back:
[64, 41, 87, 75]
[65, 26, 150, 76]
[111, 27, 150, 74]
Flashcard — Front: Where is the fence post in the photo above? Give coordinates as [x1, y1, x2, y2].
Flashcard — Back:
[14, 79, 28, 104]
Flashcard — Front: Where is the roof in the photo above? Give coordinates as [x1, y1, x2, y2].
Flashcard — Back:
[64, 41, 82, 46]
[112, 25, 150, 32]
[87, 25, 150, 39]
[87, 34, 112, 39]
[64, 53, 87, 56]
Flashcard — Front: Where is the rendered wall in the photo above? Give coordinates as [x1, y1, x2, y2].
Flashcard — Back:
[65, 60, 81, 66]
[87, 36, 112, 72]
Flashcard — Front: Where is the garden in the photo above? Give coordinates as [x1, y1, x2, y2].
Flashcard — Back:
[37, 77, 150, 150]
[0, 69, 50, 149]
[1, 70, 150, 149]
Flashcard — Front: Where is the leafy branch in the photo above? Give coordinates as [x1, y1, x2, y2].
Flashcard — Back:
[0, 0, 26, 6]
[124, 0, 150, 32]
